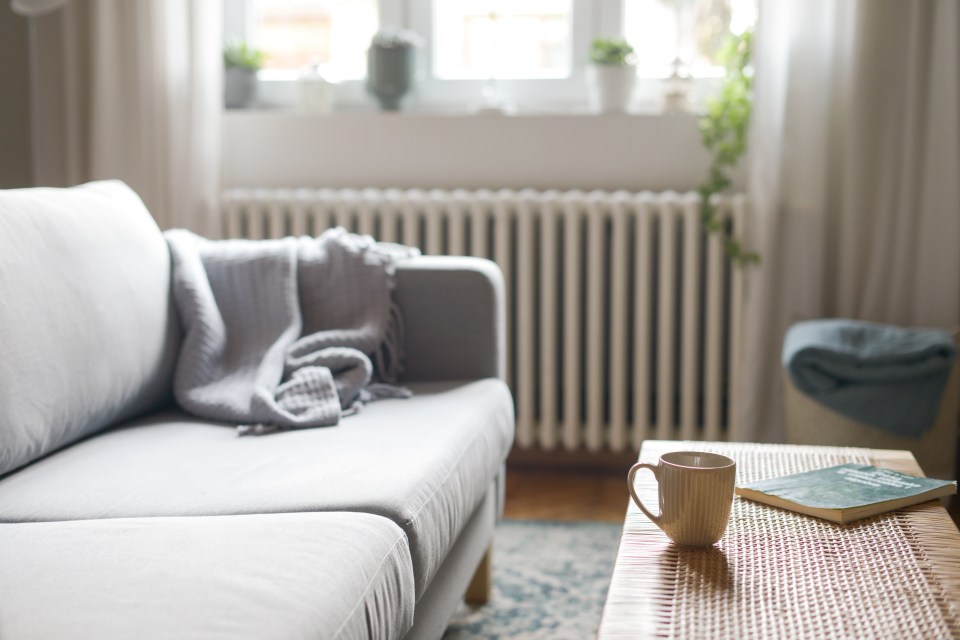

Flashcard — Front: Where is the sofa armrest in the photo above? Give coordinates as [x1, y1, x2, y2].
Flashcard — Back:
[394, 256, 505, 382]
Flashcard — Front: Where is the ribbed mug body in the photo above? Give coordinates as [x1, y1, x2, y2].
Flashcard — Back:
[628, 451, 736, 547]
[658, 454, 736, 546]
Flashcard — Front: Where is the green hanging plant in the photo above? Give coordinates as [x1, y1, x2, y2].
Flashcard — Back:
[698, 29, 759, 266]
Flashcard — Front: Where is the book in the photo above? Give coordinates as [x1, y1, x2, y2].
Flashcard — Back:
[735, 464, 957, 524]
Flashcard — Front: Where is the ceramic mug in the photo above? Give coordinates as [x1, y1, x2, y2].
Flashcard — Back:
[627, 451, 736, 547]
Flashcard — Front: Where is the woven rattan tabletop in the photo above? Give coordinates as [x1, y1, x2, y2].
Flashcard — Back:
[598, 441, 960, 639]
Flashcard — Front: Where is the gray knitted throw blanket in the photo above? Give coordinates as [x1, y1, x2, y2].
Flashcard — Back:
[165, 228, 419, 435]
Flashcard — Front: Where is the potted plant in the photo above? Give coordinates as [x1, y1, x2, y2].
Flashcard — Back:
[224, 39, 266, 109]
[586, 38, 636, 113]
[366, 28, 424, 111]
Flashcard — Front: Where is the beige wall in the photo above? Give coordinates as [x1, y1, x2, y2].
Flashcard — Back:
[0, 9, 33, 188]
[224, 111, 734, 193]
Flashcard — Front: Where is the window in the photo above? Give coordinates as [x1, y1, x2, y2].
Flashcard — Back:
[624, 0, 758, 77]
[433, 0, 572, 80]
[250, 0, 377, 80]
[223, 0, 756, 111]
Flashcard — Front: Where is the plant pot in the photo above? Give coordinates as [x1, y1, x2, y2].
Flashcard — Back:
[224, 67, 257, 109]
[586, 64, 636, 113]
[367, 45, 416, 111]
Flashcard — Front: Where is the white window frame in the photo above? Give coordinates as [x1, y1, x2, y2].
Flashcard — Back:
[224, 0, 735, 113]
[405, 0, 593, 111]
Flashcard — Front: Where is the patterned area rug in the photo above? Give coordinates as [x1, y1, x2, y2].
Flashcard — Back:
[443, 520, 623, 640]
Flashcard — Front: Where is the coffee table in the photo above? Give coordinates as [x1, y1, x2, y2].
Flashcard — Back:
[598, 441, 960, 639]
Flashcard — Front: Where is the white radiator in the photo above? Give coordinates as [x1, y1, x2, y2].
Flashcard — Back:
[222, 188, 746, 452]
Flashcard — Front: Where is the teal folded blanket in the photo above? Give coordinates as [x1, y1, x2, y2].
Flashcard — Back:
[783, 319, 957, 437]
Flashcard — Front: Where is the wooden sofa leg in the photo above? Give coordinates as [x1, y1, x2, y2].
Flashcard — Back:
[465, 546, 492, 604]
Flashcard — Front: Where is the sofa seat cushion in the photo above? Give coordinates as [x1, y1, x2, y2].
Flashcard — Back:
[0, 512, 414, 640]
[0, 379, 514, 600]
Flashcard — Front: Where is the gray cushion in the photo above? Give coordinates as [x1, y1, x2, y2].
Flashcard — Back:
[0, 512, 414, 640]
[0, 379, 515, 600]
[395, 257, 505, 381]
[0, 180, 180, 477]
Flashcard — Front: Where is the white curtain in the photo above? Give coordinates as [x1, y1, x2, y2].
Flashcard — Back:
[733, 0, 960, 443]
[28, 0, 222, 236]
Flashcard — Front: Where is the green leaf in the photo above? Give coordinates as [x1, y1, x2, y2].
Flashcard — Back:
[589, 38, 635, 65]
[697, 28, 759, 267]
[224, 39, 266, 70]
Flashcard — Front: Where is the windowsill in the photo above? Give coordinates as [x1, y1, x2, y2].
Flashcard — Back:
[236, 74, 720, 118]
[221, 103, 728, 193]
[224, 100, 704, 118]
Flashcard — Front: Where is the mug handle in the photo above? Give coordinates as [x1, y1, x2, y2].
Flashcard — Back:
[627, 462, 662, 528]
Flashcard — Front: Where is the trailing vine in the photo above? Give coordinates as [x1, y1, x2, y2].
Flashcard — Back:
[698, 29, 758, 266]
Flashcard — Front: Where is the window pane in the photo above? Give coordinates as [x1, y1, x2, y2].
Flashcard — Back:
[624, 0, 756, 77]
[252, 0, 377, 80]
[433, 0, 572, 80]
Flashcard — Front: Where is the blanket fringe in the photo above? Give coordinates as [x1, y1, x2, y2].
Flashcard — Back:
[237, 423, 282, 437]
[362, 383, 414, 401]
[375, 296, 407, 384]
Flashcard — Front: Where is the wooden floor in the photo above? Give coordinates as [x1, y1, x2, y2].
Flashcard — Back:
[504, 464, 960, 529]
[503, 466, 630, 523]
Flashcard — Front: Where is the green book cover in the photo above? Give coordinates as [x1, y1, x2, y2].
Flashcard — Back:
[736, 464, 957, 523]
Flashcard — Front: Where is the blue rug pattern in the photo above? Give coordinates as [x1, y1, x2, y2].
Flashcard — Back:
[443, 520, 622, 640]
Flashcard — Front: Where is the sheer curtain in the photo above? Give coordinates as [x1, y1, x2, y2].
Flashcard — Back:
[21, 0, 222, 236]
[733, 0, 960, 443]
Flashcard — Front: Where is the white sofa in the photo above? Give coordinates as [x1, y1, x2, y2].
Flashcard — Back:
[0, 181, 515, 640]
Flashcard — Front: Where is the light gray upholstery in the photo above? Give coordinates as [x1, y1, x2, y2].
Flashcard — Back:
[404, 481, 498, 640]
[0, 181, 515, 640]
[0, 181, 180, 477]
[0, 512, 415, 640]
[395, 257, 505, 382]
[0, 380, 515, 600]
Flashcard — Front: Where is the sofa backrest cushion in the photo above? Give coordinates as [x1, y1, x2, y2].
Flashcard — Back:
[0, 181, 181, 477]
